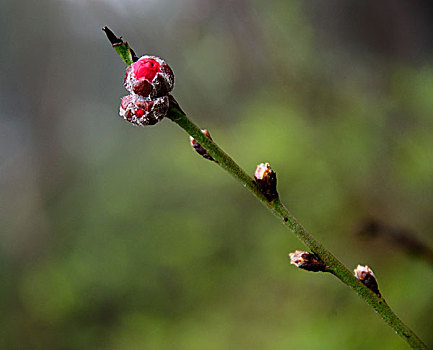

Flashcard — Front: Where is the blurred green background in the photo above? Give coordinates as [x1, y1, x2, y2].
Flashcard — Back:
[1, 0, 433, 349]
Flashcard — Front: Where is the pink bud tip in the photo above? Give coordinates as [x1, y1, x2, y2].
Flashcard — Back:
[132, 58, 161, 81]
[255, 163, 272, 180]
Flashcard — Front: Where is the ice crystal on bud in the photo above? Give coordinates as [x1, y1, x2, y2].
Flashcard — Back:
[254, 163, 278, 201]
[119, 95, 169, 126]
[190, 129, 214, 161]
[354, 265, 381, 297]
[124, 55, 174, 99]
[289, 250, 327, 272]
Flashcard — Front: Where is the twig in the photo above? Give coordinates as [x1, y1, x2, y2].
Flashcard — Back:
[102, 26, 137, 65]
[103, 27, 429, 350]
[167, 100, 426, 348]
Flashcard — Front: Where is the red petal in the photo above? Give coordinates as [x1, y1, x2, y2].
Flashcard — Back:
[135, 109, 145, 117]
[132, 58, 161, 81]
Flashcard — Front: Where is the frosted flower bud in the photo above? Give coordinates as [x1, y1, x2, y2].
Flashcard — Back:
[254, 163, 278, 201]
[124, 55, 174, 98]
[119, 94, 169, 126]
[289, 250, 327, 272]
[354, 265, 381, 297]
[190, 129, 214, 161]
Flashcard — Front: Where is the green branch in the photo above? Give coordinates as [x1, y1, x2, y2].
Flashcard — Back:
[104, 27, 428, 350]
[167, 101, 427, 349]
[102, 26, 137, 66]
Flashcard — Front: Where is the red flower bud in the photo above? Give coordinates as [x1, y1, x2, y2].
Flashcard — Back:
[133, 57, 160, 81]
[124, 55, 174, 99]
[119, 94, 169, 126]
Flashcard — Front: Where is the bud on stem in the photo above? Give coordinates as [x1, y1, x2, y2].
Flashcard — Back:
[289, 250, 328, 272]
[190, 129, 215, 161]
[124, 56, 174, 99]
[119, 55, 175, 127]
[254, 163, 278, 202]
[119, 95, 169, 126]
[354, 265, 381, 297]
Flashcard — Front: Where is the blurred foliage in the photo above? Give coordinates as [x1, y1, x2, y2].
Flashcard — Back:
[1, 0, 433, 349]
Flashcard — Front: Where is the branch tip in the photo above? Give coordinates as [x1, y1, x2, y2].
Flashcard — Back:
[102, 26, 123, 46]
[102, 26, 136, 66]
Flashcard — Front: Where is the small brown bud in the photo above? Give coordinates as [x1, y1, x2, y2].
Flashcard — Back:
[254, 163, 278, 201]
[289, 250, 327, 272]
[190, 129, 215, 161]
[354, 265, 381, 297]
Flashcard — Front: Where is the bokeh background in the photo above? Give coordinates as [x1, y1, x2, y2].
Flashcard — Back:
[1, 0, 433, 349]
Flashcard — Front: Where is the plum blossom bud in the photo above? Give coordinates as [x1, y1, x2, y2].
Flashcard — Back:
[254, 163, 278, 201]
[354, 265, 381, 297]
[190, 129, 214, 161]
[124, 55, 174, 99]
[289, 250, 328, 272]
[119, 94, 169, 126]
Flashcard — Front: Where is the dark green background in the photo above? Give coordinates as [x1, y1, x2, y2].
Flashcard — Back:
[1, 1, 432, 348]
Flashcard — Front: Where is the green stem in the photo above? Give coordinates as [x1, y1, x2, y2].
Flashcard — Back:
[103, 26, 427, 349]
[102, 26, 136, 66]
[167, 101, 428, 350]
